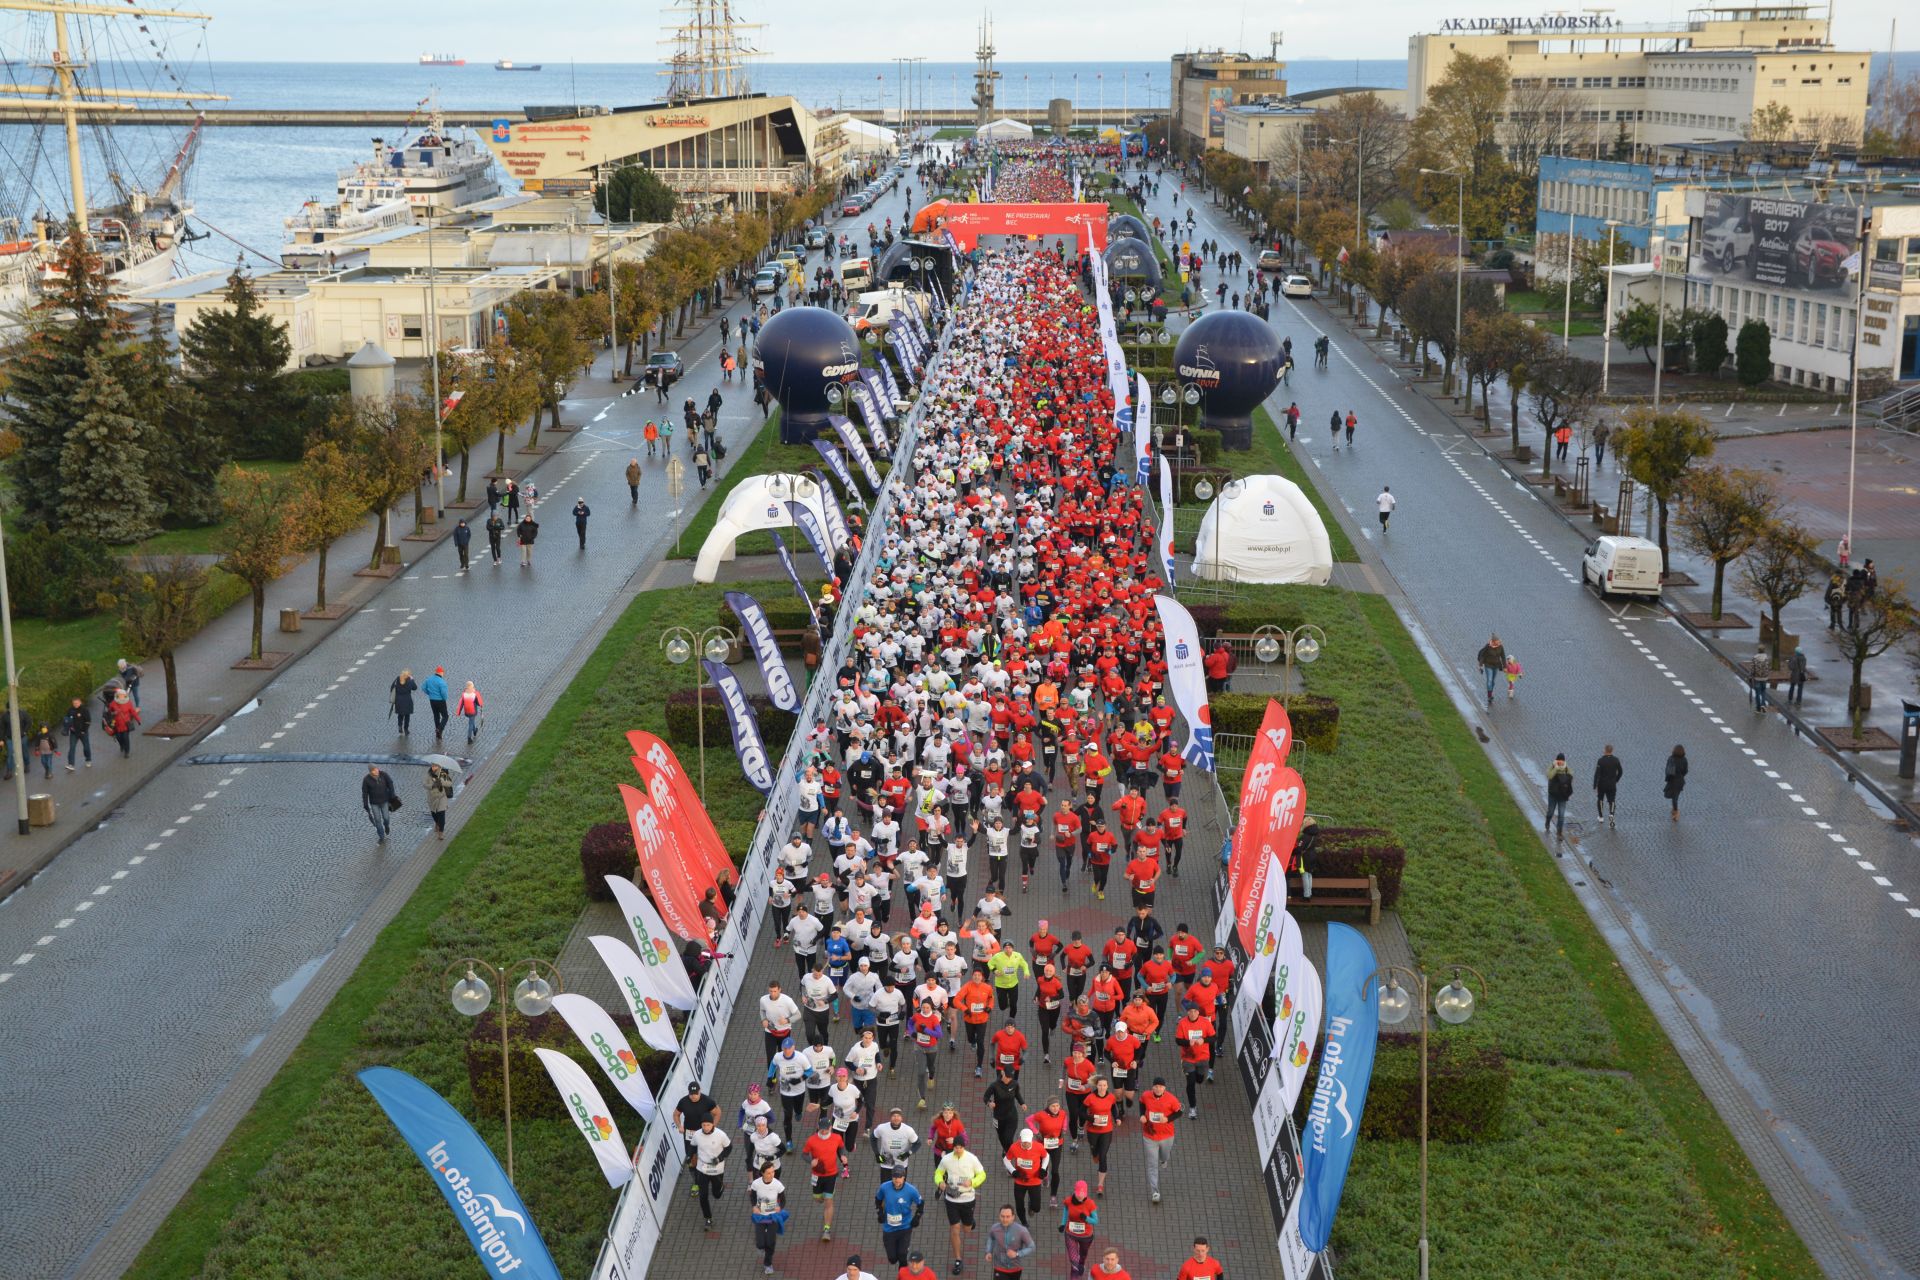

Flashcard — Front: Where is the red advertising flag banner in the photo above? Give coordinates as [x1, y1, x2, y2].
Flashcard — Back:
[1237, 764, 1305, 954]
[626, 730, 731, 901]
[618, 782, 714, 949]
[1228, 700, 1294, 913]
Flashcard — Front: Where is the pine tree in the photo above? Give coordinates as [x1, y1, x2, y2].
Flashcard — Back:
[178, 268, 297, 458]
[59, 350, 161, 544]
[4, 227, 128, 528]
[132, 306, 226, 526]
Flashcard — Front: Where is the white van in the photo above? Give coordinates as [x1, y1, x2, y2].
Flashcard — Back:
[1581, 535, 1664, 598]
[847, 287, 928, 337]
[840, 258, 873, 292]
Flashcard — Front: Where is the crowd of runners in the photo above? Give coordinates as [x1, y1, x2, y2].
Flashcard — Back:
[675, 190, 1238, 1280]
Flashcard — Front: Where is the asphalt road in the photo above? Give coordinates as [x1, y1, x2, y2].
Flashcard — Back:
[1152, 173, 1920, 1278]
[0, 197, 881, 1279]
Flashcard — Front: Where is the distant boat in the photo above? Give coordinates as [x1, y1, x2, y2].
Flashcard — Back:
[418, 52, 465, 66]
[494, 60, 542, 71]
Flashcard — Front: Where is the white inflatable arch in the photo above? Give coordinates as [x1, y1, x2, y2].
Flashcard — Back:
[1191, 473, 1333, 586]
[693, 472, 832, 584]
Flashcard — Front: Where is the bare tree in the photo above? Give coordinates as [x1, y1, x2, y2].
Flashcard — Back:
[1505, 81, 1594, 180]
[1526, 351, 1604, 478]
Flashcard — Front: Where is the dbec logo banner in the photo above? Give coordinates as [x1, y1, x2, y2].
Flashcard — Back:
[1298, 922, 1381, 1253]
[357, 1066, 564, 1280]
[704, 657, 774, 794]
[550, 990, 659, 1120]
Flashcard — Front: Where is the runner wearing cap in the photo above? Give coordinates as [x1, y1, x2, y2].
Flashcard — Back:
[1002, 1126, 1049, 1225]
[1060, 1181, 1099, 1280]
[871, 1107, 921, 1170]
[767, 1038, 810, 1148]
[933, 1134, 987, 1275]
[874, 1163, 926, 1268]
[802, 1114, 848, 1240]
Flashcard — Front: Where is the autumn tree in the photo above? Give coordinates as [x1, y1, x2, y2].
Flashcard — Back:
[1462, 310, 1547, 434]
[435, 340, 542, 496]
[1674, 466, 1779, 619]
[1615, 406, 1718, 573]
[1408, 53, 1513, 239]
[289, 439, 367, 612]
[215, 468, 299, 660]
[506, 290, 591, 443]
[1504, 81, 1593, 182]
[1739, 517, 1820, 667]
[110, 556, 211, 724]
[1865, 69, 1920, 153]
[321, 392, 433, 570]
[1525, 351, 1603, 477]
[1748, 100, 1795, 143]
[595, 164, 677, 222]
[1372, 244, 1442, 331]
[1833, 582, 1917, 739]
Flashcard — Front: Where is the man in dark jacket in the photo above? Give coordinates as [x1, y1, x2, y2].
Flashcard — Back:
[1476, 635, 1507, 707]
[62, 697, 92, 770]
[1592, 745, 1623, 826]
[485, 512, 506, 566]
[1545, 754, 1574, 840]
[362, 764, 397, 843]
[572, 499, 591, 550]
[452, 519, 472, 571]
[517, 513, 539, 567]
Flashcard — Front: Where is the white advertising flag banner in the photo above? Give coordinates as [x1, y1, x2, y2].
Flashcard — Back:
[551, 992, 659, 1121]
[1153, 594, 1217, 771]
[1134, 371, 1152, 485]
[1278, 1192, 1318, 1280]
[604, 876, 698, 1009]
[1157, 453, 1178, 582]
[533, 1047, 635, 1188]
[590, 935, 684, 1054]
[1250, 1059, 1290, 1168]
[1272, 960, 1324, 1113]
[1232, 854, 1295, 1052]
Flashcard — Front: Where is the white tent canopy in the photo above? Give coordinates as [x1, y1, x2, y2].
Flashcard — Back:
[842, 117, 899, 156]
[1191, 474, 1333, 586]
[976, 117, 1034, 140]
[693, 472, 832, 584]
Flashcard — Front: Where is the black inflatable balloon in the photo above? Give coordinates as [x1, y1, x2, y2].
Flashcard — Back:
[1103, 237, 1162, 295]
[1173, 311, 1283, 451]
[754, 307, 863, 444]
[1108, 213, 1150, 243]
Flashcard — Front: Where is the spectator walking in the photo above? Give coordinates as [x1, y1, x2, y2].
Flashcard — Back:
[32, 723, 56, 780]
[457, 681, 485, 744]
[422, 667, 450, 739]
[573, 498, 591, 550]
[517, 511, 539, 566]
[452, 518, 471, 570]
[1787, 646, 1808, 704]
[1545, 753, 1573, 840]
[694, 443, 713, 488]
[626, 457, 643, 505]
[115, 658, 142, 709]
[105, 689, 140, 757]
[62, 696, 92, 770]
[1592, 745, 1623, 827]
[425, 762, 454, 839]
[1663, 745, 1689, 821]
[1475, 635, 1507, 708]
[485, 512, 506, 566]
[389, 669, 417, 734]
[361, 763, 396, 843]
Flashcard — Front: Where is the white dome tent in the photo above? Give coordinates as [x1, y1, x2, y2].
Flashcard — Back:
[1190, 474, 1333, 586]
[693, 472, 833, 584]
[976, 117, 1033, 141]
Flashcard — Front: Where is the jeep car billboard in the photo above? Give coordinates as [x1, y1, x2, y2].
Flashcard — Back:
[1691, 192, 1861, 291]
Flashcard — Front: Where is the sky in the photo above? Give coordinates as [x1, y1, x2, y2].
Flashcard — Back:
[206, 1, 1912, 64]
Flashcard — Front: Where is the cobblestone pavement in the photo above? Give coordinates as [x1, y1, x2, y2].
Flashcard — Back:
[0, 270, 801, 1279]
[645, 774, 1278, 1280]
[1159, 182, 1920, 1276]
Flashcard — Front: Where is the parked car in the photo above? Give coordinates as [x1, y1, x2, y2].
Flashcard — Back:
[1700, 215, 1753, 273]
[1792, 224, 1848, 286]
[1280, 274, 1313, 299]
[643, 350, 684, 389]
[1257, 249, 1287, 272]
[805, 228, 828, 249]
[752, 265, 782, 296]
[1581, 535, 1663, 599]
[840, 257, 874, 292]
[841, 198, 863, 216]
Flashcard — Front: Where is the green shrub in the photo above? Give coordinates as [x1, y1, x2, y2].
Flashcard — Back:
[663, 685, 796, 750]
[1189, 428, 1224, 464]
[1210, 691, 1340, 751]
[18, 657, 98, 729]
[1358, 1033, 1512, 1141]
[715, 594, 819, 633]
[8, 526, 113, 620]
[464, 1009, 672, 1122]
[1215, 602, 1308, 634]
[1309, 825, 1407, 908]
[1735, 320, 1771, 387]
[1691, 313, 1730, 375]
[580, 821, 637, 901]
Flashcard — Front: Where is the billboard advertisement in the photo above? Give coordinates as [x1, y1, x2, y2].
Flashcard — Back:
[1207, 86, 1233, 138]
[1690, 192, 1861, 291]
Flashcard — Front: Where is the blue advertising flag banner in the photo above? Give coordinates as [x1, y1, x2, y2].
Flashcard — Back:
[723, 591, 800, 712]
[782, 501, 832, 572]
[829, 414, 885, 492]
[875, 350, 903, 404]
[768, 532, 819, 624]
[805, 468, 852, 552]
[357, 1066, 565, 1280]
[810, 437, 864, 503]
[703, 658, 774, 793]
[860, 368, 893, 422]
[1297, 923, 1382, 1253]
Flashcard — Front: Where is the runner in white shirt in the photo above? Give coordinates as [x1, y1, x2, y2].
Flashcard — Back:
[786, 907, 824, 979]
[687, 1117, 732, 1227]
[760, 983, 801, 1062]
[745, 1115, 784, 1174]
[845, 1027, 883, 1114]
[1376, 484, 1397, 531]
[869, 1107, 921, 1168]
[748, 1164, 787, 1274]
[826, 1066, 865, 1153]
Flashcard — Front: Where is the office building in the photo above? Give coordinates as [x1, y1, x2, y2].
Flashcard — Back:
[1170, 51, 1288, 153]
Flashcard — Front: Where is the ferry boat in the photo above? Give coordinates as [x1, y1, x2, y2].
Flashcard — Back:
[279, 198, 413, 270]
[419, 52, 465, 66]
[330, 102, 502, 224]
[494, 59, 542, 71]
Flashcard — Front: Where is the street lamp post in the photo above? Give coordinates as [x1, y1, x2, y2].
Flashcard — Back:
[1250, 623, 1325, 700]
[1419, 168, 1465, 398]
[0, 520, 26, 833]
[1367, 962, 1489, 1280]
[1599, 218, 1623, 401]
[660, 625, 738, 806]
[1562, 206, 1576, 351]
[449, 956, 564, 1181]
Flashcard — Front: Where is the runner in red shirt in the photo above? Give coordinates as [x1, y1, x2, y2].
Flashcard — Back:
[1138, 1078, 1181, 1204]
[1002, 1129, 1050, 1225]
[1034, 962, 1066, 1062]
[1157, 748, 1185, 801]
[1123, 851, 1161, 911]
[1158, 804, 1188, 873]
[1085, 821, 1118, 898]
[1059, 1040, 1096, 1142]
[1137, 947, 1176, 1035]
[1103, 1021, 1144, 1110]
[1052, 799, 1083, 893]
[1081, 1078, 1121, 1194]
[801, 1116, 846, 1238]
[1024, 1099, 1069, 1202]
[1167, 925, 1204, 981]
[1087, 967, 1124, 1043]
[1175, 1237, 1226, 1280]
[1101, 929, 1139, 991]
[1175, 1001, 1216, 1117]
[989, 1019, 1028, 1079]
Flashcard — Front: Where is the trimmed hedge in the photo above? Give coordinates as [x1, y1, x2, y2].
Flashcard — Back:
[9, 526, 113, 620]
[1297, 1032, 1511, 1142]
[714, 594, 819, 633]
[580, 821, 637, 901]
[1309, 825, 1407, 909]
[466, 1007, 672, 1121]
[1211, 691, 1341, 752]
[663, 685, 796, 748]
[19, 657, 98, 730]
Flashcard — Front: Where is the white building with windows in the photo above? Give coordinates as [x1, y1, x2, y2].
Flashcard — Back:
[1408, 6, 1869, 153]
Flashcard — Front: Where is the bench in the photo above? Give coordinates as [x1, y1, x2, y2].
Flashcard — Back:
[1286, 873, 1380, 925]
[770, 627, 821, 670]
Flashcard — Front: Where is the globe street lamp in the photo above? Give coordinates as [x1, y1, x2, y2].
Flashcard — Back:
[1191, 476, 1244, 585]
[448, 956, 564, 1181]
[1365, 962, 1490, 1280]
[660, 625, 738, 806]
[1250, 622, 1326, 700]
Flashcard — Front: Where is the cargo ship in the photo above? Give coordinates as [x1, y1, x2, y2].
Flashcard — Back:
[418, 52, 465, 66]
[494, 59, 542, 71]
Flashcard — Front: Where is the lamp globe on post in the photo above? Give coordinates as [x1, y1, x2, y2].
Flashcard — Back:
[451, 967, 493, 1017]
[663, 634, 693, 666]
[1253, 633, 1282, 665]
[1377, 975, 1414, 1026]
[514, 972, 555, 1017]
[1293, 631, 1321, 667]
[1434, 973, 1477, 1025]
[703, 633, 733, 664]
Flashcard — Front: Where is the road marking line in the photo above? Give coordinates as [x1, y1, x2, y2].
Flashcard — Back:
[175, 815, 192, 824]
[37, 935, 54, 945]
[12, 953, 31, 964]
[1894, 893, 1911, 903]
[144, 841, 163, 850]
[75, 902, 91, 912]
[91, 885, 110, 896]
[111, 870, 127, 880]
[160, 829, 176, 838]
[127, 857, 143, 866]
[191, 803, 206, 812]
[1828, 833, 1849, 843]
[1873, 876, 1893, 886]
[1859, 862, 1877, 871]
[55, 918, 74, 928]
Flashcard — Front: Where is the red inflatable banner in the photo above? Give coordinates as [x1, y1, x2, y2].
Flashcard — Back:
[626, 729, 733, 902]
[618, 782, 715, 949]
[1229, 701, 1303, 949]
[928, 202, 1110, 253]
[1236, 764, 1305, 954]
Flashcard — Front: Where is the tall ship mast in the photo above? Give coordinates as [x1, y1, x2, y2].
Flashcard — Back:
[0, 1, 225, 328]
[659, 0, 765, 103]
